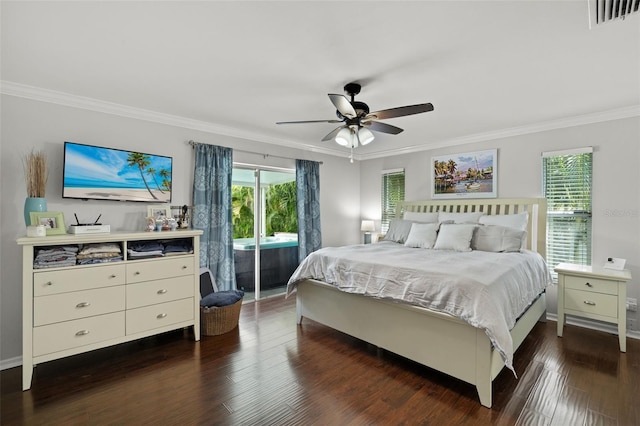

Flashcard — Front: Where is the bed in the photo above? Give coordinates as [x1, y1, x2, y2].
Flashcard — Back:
[286, 198, 551, 408]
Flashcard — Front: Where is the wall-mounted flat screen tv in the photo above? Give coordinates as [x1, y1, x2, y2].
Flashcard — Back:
[62, 141, 173, 203]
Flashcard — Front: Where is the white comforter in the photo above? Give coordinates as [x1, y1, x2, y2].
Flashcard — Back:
[286, 241, 553, 372]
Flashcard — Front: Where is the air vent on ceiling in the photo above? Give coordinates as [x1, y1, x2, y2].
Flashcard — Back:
[588, 0, 640, 26]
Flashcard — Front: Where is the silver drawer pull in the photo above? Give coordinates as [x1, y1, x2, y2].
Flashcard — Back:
[157, 313, 168, 319]
[75, 330, 90, 336]
[585, 282, 593, 287]
[583, 300, 596, 306]
[181, 265, 188, 270]
[109, 274, 117, 278]
[157, 289, 168, 294]
[134, 271, 141, 275]
[76, 302, 91, 308]
[45, 281, 53, 286]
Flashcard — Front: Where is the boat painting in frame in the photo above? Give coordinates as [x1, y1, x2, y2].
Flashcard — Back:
[432, 149, 497, 199]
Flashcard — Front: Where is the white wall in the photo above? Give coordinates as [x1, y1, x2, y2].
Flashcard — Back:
[361, 116, 640, 326]
[0, 95, 361, 365]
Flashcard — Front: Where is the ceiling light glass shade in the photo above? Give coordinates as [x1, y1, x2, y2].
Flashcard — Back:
[335, 127, 352, 147]
[358, 128, 375, 145]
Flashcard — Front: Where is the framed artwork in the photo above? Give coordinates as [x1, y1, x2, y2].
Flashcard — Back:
[147, 205, 172, 220]
[30, 211, 67, 235]
[432, 149, 497, 199]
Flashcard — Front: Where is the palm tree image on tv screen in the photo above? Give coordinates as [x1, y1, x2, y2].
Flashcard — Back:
[62, 142, 172, 203]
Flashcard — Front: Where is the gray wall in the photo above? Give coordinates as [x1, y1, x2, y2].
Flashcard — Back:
[0, 95, 361, 366]
[360, 117, 640, 324]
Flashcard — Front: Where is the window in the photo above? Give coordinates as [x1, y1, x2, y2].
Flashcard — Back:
[542, 148, 593, 278]
[381, 169, 405, 233]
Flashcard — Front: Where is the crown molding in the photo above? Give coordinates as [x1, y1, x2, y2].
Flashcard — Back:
[3, 80, 638, 163]
[356, 105, 640, 161]
[0, 80, 345, 158]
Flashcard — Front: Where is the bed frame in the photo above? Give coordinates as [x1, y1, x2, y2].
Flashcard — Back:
[295, 198, 548, 408]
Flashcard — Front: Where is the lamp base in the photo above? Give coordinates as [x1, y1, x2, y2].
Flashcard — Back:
[364, 233, 371, 244]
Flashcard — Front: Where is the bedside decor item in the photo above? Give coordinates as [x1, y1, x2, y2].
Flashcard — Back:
[432, 149, 497, 199]
[23, 150, 48, 226]
[30, 211, 66, 235]
[360, 220, 375, 244]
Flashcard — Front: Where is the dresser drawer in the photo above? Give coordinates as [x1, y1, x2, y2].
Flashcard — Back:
[563, 275, 618, 296]
[34, 286, 125, 326]
[126, 256, 194, 283]
[126, 275, 194, 309]
[33, 312, 125, 357]
[34, 264, 126, 296]
[564, 289, 618, 318]
[126, 298, 194, 335]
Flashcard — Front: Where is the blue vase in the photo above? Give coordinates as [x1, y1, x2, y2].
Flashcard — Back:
[24, 197, 47, 227]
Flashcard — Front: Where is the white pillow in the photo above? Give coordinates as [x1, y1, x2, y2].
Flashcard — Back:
[433, 224, 476, 252]
[479, 212, 529, 231]
[382, 219, 414, 244]
[404, 223, 440, 249]
[403, 211, 439, 223]
[438, 212, 484, 224]
[472, 225, 526, 252]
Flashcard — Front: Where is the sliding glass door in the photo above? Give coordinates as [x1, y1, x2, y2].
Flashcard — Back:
[231, 166, 298, 300]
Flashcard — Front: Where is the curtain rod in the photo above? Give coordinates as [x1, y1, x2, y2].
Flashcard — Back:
[187, 140, 323, 165]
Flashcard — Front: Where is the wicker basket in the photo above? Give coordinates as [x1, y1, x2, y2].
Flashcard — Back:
[200, 298, 243, 336]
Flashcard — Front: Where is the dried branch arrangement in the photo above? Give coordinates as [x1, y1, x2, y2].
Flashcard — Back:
[23, 150, 47, 198]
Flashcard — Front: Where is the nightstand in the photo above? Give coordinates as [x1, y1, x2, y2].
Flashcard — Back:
[555, 262, 632, 352]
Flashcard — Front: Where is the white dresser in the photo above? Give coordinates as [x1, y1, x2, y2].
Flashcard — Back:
[17, 230, 202, 390]
[555, 262, 631, 352]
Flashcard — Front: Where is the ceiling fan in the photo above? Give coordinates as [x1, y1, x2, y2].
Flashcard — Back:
[276, 82, 434, 157]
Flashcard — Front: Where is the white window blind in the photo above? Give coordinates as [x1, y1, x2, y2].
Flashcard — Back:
[381, 169, 405, 233]
[542, 149, 593, 277]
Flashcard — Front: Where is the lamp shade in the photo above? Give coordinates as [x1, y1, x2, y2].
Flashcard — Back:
[358, 128, 375, 145]
[335, 128, 352, 147]
[360, 220, 375, 232]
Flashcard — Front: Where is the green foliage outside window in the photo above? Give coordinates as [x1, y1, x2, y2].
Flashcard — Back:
[232, 181, 297, 238]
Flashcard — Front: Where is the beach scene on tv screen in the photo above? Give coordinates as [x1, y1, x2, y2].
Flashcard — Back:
[63, 143, 172, 202]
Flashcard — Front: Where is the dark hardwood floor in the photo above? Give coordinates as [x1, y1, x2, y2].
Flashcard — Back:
[1, 294, 638, 425]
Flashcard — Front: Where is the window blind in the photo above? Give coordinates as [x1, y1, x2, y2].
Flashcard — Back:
[381, 170, 405, 233]
[543, 151, 593, 278]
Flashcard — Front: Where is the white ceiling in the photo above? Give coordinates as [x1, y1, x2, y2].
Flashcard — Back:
[2, 1, 639, 160]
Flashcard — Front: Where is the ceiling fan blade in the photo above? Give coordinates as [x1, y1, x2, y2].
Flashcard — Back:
[321, 126, 345, 141]
[365, 121, 404, 135]
[366, 103, 434, 120]
[276, 119, 343, 125]
[328, 94, 357, 118]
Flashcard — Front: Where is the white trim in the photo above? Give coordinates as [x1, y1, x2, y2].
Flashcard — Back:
[2, 80, 638, 161]
[542, 146, 594, 158]
[0, 355, 22, 371]
[381, 168, 404, 175]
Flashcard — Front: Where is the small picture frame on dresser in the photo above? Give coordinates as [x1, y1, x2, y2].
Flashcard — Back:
[147, 205, 171, 220]
[30, 211, 66, 235]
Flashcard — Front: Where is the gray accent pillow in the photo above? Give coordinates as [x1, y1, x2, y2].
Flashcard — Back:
[382, 219, 415, 244]
[472, 225, 526, 252]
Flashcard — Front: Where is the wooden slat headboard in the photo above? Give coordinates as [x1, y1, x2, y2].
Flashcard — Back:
[396, 198, 547, 258]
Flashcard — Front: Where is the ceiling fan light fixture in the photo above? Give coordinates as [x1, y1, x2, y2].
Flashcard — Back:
[358, 127, 375, 145]
[335, 127, 352, 147]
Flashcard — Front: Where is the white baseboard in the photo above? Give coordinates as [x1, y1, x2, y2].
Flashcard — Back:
[546, 313, 640, 340]
[0, 356, 22, 371]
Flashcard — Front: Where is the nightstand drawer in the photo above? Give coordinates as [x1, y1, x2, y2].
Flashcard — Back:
[564, 289, 618, 318]
[564, 275, 618, 295]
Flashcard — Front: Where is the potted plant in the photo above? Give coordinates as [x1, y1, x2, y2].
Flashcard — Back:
[23, 150, 48, 226]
